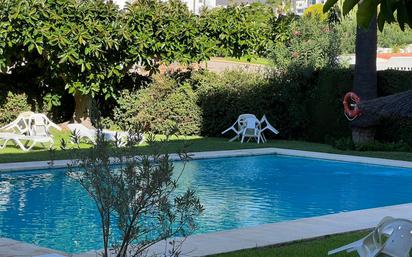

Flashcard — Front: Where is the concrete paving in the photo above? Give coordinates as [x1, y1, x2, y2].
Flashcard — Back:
[202, 59, 268, 74]
[73, 203, 412, 257]
[0, 238, 67, 257]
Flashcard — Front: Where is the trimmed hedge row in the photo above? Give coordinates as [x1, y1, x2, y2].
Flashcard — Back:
[195, 68, 412, 144]
[112, 68, 412, 146]
[3, 68, 410, 145]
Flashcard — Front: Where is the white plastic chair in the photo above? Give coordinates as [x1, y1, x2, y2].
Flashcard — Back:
[380, 219, 412, 257]
[67, 123, 143, 147]
[259, 115, 279, 143]
[329, 217, 412, 257]
[222, 114, 257, 142]
[241, 117, 262, 143]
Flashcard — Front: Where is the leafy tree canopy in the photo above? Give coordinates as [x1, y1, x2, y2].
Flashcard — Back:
[200, 3, 274, 59]
[0, 0, 211, 116]
[323, 0, 412, 31]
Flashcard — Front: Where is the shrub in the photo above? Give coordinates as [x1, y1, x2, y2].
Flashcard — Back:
[378, 23, 412, 48]
[303, 4, 328, 21]
[335, 18, 356, 54]
[114, 74, 202, 135]
[0, 91, 32, 126]
[270, 16, 341, 72]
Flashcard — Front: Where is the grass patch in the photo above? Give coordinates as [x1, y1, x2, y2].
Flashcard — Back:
[1, 130, 412, 163]
[213, 56, 271, 65]
[210, 231, 372, 257]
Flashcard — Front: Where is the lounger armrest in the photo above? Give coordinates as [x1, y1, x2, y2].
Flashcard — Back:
[50, 123, 62, 131]
[222, 126, 236, 134]
[222, 120, 241, 134]
[261, 125, 279, 135]
[328, 240, 363, 255]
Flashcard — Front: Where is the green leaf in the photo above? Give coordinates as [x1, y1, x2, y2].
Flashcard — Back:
[397, 5, 408, 30]
[343, 0, 360, 16]
[323, 0, 339, 12]
[36, 44, 43, 55]
[356, 0, 376, 28]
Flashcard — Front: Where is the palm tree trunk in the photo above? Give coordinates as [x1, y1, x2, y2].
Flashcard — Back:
[351, 16, 378, 144]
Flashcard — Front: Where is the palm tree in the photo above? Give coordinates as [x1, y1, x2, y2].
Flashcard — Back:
[351, 16, 378, 144]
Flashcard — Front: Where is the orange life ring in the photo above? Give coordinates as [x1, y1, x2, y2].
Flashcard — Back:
[343, 92, 361, 120]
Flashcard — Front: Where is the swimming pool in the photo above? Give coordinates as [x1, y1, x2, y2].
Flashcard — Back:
[1, 154, 412, 253]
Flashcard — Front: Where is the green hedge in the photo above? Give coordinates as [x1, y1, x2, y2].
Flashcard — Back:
[108, 69, 412, 146]
[195, 69, 412, 145]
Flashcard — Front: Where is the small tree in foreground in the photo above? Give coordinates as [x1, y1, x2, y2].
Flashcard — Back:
[67, 129, 203, 257]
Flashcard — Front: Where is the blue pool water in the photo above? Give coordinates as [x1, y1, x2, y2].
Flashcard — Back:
[1, 155, 412, 253]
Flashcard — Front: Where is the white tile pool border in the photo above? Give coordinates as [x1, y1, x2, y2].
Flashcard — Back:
[72, 203, 412, 257]
[1, 147, 412, 172]
[1, 148, 412, 256]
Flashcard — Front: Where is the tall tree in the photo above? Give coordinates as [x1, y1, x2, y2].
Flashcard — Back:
[324, 0, 412, 144]
[0, 0, 211, 126]
[351, 16, 377, 144]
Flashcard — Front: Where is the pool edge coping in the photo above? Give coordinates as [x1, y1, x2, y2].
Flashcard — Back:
[1, 147, 412, 172]
[73, 203, 412, 257]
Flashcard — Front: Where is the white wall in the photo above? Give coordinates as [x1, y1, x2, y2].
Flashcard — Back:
[182, 0, 216, 14]
[110, 0, 128, 8]
[110, 0, 215, 13]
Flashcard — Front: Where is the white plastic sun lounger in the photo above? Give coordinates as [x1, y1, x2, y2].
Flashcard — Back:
[67, 123, 97, 144]
[28, 113, 61, 135]
[0, 111, 34, 134]
[67, 123, 143, 147]
[0, 113, 60, 151]
[329, 216, 412, 257]
[0, 132, 54, 151]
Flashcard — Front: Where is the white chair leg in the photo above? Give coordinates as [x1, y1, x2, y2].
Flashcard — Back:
[24, 141, 38, 151]
[241, 132, 246, 143]
[261, 133, 267, 143]
[0, 139, 10, 149]
[229, 134, 240, 142]
[14, 139, 30, 151]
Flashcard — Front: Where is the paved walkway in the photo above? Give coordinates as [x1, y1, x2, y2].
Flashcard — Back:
[203, 58, 268, 73]
[0, 238, 67, 257]
[74, 203, 412, 257]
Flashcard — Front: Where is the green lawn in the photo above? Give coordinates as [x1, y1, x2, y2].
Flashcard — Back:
[214, 56, 271, 66]
[210, 231, 369, 257]
[1, 129, 412, 163]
